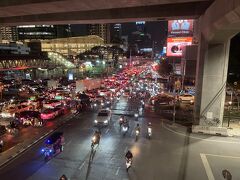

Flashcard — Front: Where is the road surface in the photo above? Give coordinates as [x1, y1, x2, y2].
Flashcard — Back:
[0, 97, 240, 180]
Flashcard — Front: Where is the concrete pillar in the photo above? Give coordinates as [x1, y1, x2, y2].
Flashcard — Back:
[194, 34, 230, 126]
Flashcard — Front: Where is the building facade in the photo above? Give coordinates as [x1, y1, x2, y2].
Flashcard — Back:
[41, 35, 104, 56]
[17, 25, 71, 41]
[0, 26, 18, 42]
[87, 24, 110, 44]
[111, 24, 122, 43]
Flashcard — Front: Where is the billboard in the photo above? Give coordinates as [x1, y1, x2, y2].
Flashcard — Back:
[167, 37, 192, 57]
[168, 20, 193, 37]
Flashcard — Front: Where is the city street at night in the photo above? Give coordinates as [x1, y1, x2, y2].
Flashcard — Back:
[1, 1, 240, 180]
[0, 95, 240, 180]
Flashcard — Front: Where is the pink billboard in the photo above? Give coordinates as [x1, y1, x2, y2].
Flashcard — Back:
[167, 37, 192, 57]
[168, 20, 194, 37]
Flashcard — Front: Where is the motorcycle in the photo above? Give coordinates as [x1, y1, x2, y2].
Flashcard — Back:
[91, 135, 99, 149]
[147, 127, 152, 139]
[119, 118, 123, 127]
[41, 147, 53, 161]
[41, 132, 64, 161]
[126, 158, 132, 171]
[135, 129, 140, 141]
[122, 124, 129, 135]
[134, 113, 139, 121]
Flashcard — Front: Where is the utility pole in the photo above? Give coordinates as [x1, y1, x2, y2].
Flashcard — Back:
[129, 49, 132, 67]
[151, 41, 155, 61]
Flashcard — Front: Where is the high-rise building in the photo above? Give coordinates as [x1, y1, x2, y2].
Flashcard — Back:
[111, 24, 122, 44]
[17, 25, 71, 41]
[129, 21, 151, 51]
[56, 25, 72, 38]
[87, 24, 110, 43]
[0, 26, 18, 42]
[135, 21, 146, 33]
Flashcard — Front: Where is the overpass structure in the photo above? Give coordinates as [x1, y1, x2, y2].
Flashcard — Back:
[0, 0, 212, 25]
[0, 0, 240, 130]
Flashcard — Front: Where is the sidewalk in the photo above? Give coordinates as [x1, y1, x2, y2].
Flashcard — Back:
[223, 120, 240, 136]
[164, 119, 240, 137]
[0, 111, 77, 167]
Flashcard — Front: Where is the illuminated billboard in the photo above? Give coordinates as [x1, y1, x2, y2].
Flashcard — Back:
[168, 20, 193, 37]
[167, 37, 192, 57]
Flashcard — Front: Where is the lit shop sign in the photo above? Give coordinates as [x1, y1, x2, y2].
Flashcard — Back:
[140, 48, 152, 52]
[136, 21, 145, 25]
[167, 37, 192, 57]
[168, 20, 193, 37]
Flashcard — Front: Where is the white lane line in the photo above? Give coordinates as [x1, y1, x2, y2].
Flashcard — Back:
[115, 167, 120, 175]
[78, 161, 86, 170]
[200, 153, 215, 180]
[204, 153, 240, 159]
[124, 146, 128, 153]
[105, 128, 110, 134]
[162, 122, 240, 144]
[131, 130, 134, 137]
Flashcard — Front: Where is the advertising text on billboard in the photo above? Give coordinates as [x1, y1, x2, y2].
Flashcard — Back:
[168, 20, 193, 37]
[167, 37, 192, 57]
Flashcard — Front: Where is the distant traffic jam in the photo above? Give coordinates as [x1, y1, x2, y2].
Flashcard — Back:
[0, 62, 195, 162]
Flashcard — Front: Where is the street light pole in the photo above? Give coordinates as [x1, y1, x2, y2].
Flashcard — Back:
[173, 89, 176, 124]
[228, 101, 232, 127]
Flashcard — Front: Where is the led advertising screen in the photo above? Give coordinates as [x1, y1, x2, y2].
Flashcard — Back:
[167, 37, 192, 57]
[168, 20, 193, 37]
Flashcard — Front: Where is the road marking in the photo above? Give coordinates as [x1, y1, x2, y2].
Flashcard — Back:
[204, 153, 240, 159]
[124, 146, 128, 153]
[115, 167, 120, 175]
[105, 129, 110, 134]
[131, 130, 134, 137]
[9, 146, 15, 151]
[200, 153, 215, 180]
[78, 161, 86, 170]
[162, 122, 240, 144]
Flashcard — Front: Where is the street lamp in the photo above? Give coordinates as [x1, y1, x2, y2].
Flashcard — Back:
[228, 101, 232, 127]
[172, 89, 176, 125]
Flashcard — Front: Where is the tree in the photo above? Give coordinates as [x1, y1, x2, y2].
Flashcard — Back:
[158, 61, 173, 76]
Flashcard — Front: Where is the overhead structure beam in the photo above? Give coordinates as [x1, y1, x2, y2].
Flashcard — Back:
[0, 1, 213, 25]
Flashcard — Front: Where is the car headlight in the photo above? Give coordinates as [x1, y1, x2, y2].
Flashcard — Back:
[94, 120, 98, 123]
[104, 120, 108, 124]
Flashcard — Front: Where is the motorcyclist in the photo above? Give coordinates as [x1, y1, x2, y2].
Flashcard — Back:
[93, 130, 101, 144]
[119, 115, 124, 126]
[147, 122, 152, 129]
[0, 140, 3, 152]
[147, 122, 152, 136]
[122, 118, 129, 128]
[135, 123, 140, 132]
[125, 150, 133, 171]
[125, 150, 133, 160]
[59, 174, 68, 180]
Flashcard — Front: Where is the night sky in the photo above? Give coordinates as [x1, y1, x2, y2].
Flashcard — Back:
[70, 21, 167, 48]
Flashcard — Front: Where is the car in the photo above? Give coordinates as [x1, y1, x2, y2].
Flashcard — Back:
[94, 109, 112, 126]
[43, 100, 62, 109]
[98, 89, 108, 96]
[53, 106, 65, 116]
[15, 111, 40, 125]
[179, 94, 194, 104]
[40, 109, 56, 120]
[1, 104, 33, 118]
[0, 125, 6, 135]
